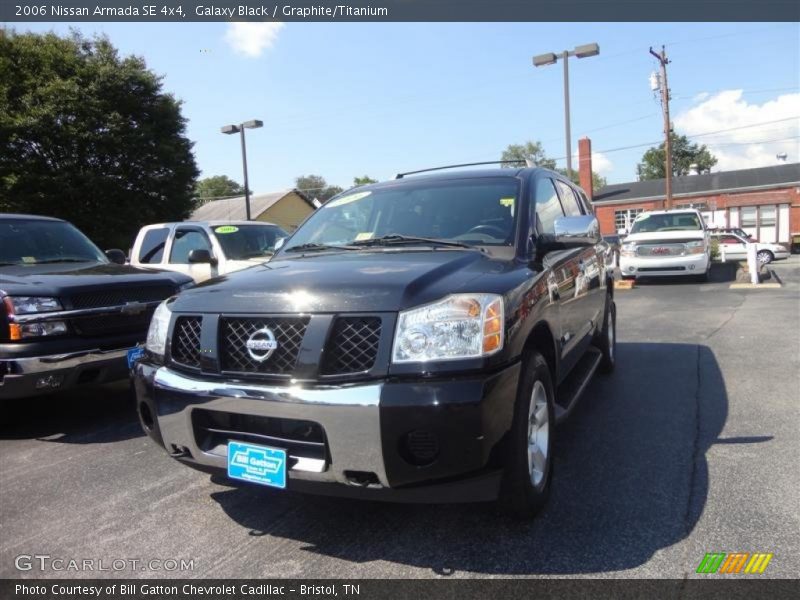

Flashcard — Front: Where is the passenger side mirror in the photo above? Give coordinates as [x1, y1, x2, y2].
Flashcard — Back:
[105, 249, 127, 265]
[188, 249, 217, 265]
[274, 237, 286, 251]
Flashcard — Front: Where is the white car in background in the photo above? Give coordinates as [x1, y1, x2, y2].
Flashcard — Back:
[619, 209, 711, 281]
[710, 232, 790, 264]
[130, 221, 288, 283]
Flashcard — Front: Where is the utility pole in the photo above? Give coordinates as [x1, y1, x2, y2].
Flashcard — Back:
[650, 46, 672, 210]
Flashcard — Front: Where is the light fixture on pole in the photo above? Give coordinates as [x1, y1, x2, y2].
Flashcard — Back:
[221, 119, 263, 220]
[532, 43, 599, 179]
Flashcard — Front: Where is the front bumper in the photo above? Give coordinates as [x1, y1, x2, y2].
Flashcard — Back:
[0, 347, 131, 399]
[619, 252, 710, 277]
[134, 361, 520, 503]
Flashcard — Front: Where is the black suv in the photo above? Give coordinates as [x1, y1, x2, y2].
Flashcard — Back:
[1, 214, 192, 399]
[133, 166, 616, 518]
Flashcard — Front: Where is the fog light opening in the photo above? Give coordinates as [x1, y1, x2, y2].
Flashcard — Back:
[399, 429, 440, 466]
[138, 401, 155, 432]
[628, 266, 635, 273]
[344, 470, 380, 487]
[689, 264, 696, 270]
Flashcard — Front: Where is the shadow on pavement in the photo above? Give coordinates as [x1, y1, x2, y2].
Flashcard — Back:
[0, 380, 143, 443]
[209, 342, 771, 576]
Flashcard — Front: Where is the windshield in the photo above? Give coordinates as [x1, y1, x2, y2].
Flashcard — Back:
[212, 224, 289, 260]
[630, 212, 703, 234]
[0, 219, 107, 266]
[282, 179, 520, 252]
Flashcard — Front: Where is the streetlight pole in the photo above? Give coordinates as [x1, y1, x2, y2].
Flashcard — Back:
[221, 119, 263, 220]
[533, 43, 599, 180]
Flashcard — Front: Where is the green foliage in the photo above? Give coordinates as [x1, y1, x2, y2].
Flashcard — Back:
[195, 175, 246, 205]
[501, 141, 607, 191]
[710, 237, 720, 262]
[0, 30, 199, 249]
[295, 174, 343, 202]
[636, 133, 718, 180]
[353, 175, 377, 186]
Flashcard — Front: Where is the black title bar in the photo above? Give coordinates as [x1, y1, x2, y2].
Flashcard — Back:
[2, 0, 799, 22]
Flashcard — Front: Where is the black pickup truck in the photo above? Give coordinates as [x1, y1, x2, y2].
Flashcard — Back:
[1, 214, 192, 399]
[133, 165, 616, 518]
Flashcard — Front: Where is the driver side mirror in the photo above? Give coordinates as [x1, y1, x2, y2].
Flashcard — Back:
[105, 249, 126, 265]
[274, 237, 286, 251]
[537, 215, 601, 255]
[188, 249, 217, 265]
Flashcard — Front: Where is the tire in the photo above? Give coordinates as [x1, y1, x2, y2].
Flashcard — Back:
[756, 250, 773, 265]
[498, 351, 555, 519]
[595, 297, 616, 374]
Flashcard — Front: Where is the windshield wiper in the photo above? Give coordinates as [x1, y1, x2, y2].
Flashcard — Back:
[33, 258, 93, 264]
[238, 251, 273, 259]
[284, 243, 358, 253]
[351, 235, 474, 249]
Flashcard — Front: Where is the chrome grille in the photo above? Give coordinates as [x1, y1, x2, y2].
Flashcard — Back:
[636, 244, 686, 257]
[322, 317, 382, 375]
[219, 317, 309, 376]
[171, 316, 202, 369]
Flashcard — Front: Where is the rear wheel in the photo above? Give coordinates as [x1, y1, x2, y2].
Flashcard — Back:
[757, 250, 773, 265]
[498, 351, 554, 519]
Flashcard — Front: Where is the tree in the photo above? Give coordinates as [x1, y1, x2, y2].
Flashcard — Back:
[501, 141, 607, 190]
[0, 31, 198, 249]
[636, 133, 718, 180]
[353, 175, 377, 186]
[295, 174, 343, 202]
[500, 141, 556, 169]
[195, 175, 247, 205]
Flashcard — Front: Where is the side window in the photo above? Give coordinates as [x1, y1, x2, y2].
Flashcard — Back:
[138, 228, 169, 264]
[169, 229, 212, 264]
[533, 178, 565, 235]
[555, 181, 583, 217]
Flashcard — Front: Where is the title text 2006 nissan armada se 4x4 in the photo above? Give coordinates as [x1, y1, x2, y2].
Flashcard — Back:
[133, 165, 617, 518]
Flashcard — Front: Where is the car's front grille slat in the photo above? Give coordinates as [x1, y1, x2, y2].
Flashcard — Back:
[219, 317, 309, 376]
[171, 316, 202, 369]
[70, 286, 174, 309]
[322, 316, 382, 375]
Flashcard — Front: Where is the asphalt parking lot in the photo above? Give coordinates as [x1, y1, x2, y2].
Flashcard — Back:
[2, 256, 799, 579]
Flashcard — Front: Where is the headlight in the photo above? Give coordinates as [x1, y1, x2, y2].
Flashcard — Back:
[620, 243, 637, 257]
[7, 296, 62, 314]
[685, 240, 706, 255]
[392, 294, 504, 363]
[146, 300, 172, 357]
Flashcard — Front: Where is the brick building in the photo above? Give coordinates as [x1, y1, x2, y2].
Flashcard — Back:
[576, 138, 800, 245]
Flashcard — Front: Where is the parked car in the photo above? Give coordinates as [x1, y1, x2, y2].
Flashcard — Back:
[130, 221, 289, 283]
[710, 226, 754, 241]
[0, 214, 192, 400]
[710, 232, 790, 264]
[603, 234, 622, 268]
[619, 209, 711, 281]
[132, 164, 617, 518]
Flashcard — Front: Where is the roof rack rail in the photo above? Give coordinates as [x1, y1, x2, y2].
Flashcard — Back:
[394, 158, 536, 179]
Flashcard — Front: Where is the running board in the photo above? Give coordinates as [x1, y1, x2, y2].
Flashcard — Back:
[554, 347, 602, 424]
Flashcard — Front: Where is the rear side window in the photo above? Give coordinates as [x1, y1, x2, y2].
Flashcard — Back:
[138, 228, 169, 264]
[556, 181, 584, 217]
[533, 178, 564, 235]
[169, 229, 212, 264]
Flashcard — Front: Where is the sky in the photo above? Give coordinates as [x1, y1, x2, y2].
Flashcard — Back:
[12, 21, 800, 196]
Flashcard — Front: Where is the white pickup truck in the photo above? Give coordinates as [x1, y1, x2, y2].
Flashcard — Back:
[130, 221, 288, 283]
[619, 209, 711, 281]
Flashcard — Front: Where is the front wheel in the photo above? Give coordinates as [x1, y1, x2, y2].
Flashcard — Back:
[498, 352, 555, 519]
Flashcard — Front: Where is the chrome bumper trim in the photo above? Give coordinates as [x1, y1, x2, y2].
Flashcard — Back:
[152, 367, 387, 486]
[0, 347, 131, 375]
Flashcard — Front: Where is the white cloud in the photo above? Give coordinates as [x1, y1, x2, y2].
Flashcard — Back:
[674, 89, 800, 171]
[224, 22, 284, 57]
[571, 151, 613, 174]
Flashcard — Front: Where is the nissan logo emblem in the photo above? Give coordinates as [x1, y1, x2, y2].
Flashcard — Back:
[245, 328, 278, 362]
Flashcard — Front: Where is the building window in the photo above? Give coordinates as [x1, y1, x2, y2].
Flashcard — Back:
[759, 205, 776, 227]
[675, 202, 708, 210]
[741, 207, 757, 227]
[614, 208, 644, 232]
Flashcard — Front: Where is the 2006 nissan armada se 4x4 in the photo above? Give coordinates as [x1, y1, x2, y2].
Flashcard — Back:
[133, 165, 617, 518]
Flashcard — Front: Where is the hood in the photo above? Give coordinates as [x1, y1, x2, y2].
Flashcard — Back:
[0, 261, 190, 296]
[624, 230, 706, 243]
[171, 250, 508, 314]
